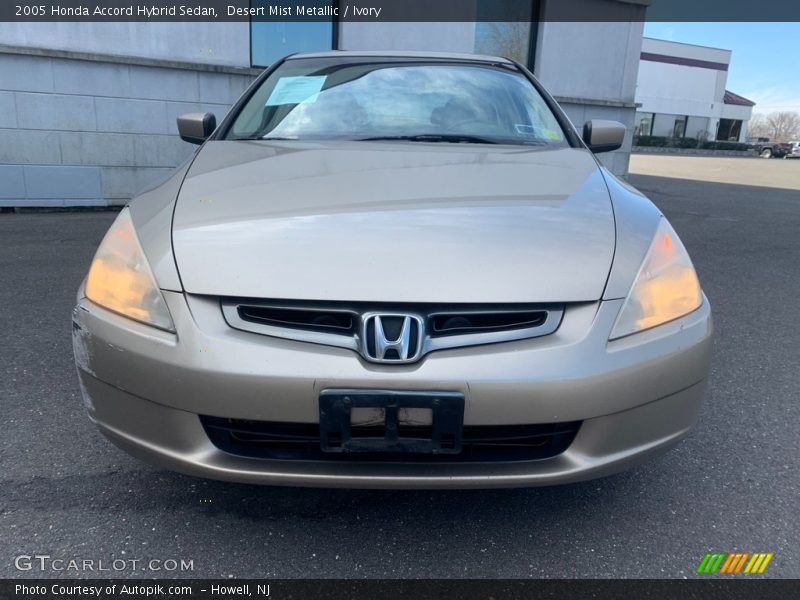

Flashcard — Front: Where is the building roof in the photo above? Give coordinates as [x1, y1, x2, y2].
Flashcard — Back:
[641, 37, 731, 70]
[642, 37, 731, 54]
[724, 90, 756, 107]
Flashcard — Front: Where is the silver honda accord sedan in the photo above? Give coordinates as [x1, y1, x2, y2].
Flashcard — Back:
[72, 51, 712, 488]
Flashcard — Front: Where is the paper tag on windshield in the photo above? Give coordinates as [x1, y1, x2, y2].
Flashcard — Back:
[266, 76, 326, 106]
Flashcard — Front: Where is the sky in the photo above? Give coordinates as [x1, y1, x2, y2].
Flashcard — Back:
[643, 22, 800, 115]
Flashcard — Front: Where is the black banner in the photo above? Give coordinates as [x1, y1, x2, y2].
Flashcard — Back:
[2, 579, 799, 600]
[2, 0, 800, 22]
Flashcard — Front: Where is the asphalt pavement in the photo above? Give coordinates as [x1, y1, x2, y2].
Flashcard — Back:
[630, 154, 800, 190]
[1, 161, 798, 578]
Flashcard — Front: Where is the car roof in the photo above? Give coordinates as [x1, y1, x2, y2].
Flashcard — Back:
[285, 50, 514, 65]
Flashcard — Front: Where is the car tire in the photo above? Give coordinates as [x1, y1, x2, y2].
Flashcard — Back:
[760, 148, 772, 158]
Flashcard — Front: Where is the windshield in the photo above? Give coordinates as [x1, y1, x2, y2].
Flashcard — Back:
[226, 58, 569, 147]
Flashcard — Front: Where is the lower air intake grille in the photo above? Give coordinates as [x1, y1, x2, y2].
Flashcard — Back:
[200, 416, 581, 463]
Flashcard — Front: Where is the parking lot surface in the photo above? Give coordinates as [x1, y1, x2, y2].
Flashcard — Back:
[1, 160, 798, 578]
[630, 153, 800, 190]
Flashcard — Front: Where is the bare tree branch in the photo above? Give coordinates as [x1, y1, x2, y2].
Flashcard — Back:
[751, 111, 800, 141]
[747, 113, 770, 139]
[479, 22, 530, 64]
[765, 111, 800, 142]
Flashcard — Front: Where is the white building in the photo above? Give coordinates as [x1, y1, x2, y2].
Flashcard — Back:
[0, 0, 648, 207]
[635, 37, 755, 142]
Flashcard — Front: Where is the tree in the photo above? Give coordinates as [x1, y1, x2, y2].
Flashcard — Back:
[765, 111, 800, 142]
[749, 111, 800, 141]
[477, 22, 531, 64]
[747, 113, 770, 139]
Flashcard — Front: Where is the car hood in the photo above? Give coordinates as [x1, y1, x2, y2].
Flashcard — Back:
[172, 140, 615, 303]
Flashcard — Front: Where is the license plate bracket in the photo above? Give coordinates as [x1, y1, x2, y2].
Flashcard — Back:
[319, 389, 464, 454]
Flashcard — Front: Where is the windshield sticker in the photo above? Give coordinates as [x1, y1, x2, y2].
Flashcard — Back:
[514, 124, 538, 135]
[266, 76, 327, 106]
[515, 124, 562, 140]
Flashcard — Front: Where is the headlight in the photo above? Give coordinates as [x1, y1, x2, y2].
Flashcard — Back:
[610, 218, 702, 340]
[85, 208, 175, 331]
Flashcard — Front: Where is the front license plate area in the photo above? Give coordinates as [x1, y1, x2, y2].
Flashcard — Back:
[319, 390, 465, 454]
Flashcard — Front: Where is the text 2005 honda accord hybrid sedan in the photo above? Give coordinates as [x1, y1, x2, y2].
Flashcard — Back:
[72, 52, 712, 488]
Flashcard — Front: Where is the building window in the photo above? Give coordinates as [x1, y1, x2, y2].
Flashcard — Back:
[474, 0, 540, 67]
[673, 115, 688, 138]
[635, 112, 654, 136]
[717, 119, 743, 142]
[251, 2, 336, 67]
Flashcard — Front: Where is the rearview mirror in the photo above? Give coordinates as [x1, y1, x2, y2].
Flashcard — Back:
[582, 120, 626, 153]
[177, 112, 216, 145]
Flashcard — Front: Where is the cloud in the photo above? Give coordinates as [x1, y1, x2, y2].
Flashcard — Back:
[743, 87, 800, 114]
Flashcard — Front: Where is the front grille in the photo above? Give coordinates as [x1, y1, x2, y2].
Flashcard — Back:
[222, 299, 565, 362]
[237, 304, 357, 336]
[430, 309, 548, 337]
[200, 416, 581, 463]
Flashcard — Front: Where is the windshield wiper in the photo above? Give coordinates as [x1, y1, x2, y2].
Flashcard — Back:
[228, 136, 299, 141]
[358, 134, 498, 144]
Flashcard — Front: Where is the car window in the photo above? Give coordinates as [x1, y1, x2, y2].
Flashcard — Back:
[227, 58, 568, 147]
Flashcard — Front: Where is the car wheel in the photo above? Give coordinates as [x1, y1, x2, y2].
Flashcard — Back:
[761, 148, 772, 158]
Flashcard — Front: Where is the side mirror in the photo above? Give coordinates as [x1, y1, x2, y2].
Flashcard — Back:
[177, 112, 216, 145]
[583, 120, 626, 153]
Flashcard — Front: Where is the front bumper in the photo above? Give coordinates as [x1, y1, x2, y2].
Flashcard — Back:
[73, 291, 712, 489]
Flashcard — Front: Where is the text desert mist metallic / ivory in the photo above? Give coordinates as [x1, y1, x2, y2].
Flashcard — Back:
[232, 5, 334, 17]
